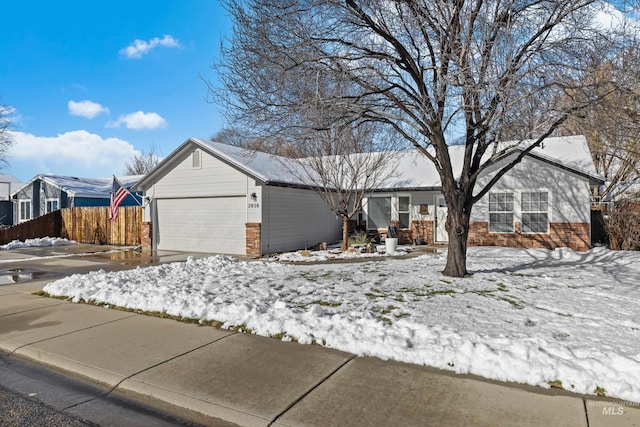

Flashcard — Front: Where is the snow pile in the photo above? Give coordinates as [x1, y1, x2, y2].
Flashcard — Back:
[272, 245, 413, 262]
[1, 237, 77, 250]
[43, 246, 640, 403]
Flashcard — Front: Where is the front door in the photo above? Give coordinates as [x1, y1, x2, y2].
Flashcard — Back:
[435, 195, 448, 242]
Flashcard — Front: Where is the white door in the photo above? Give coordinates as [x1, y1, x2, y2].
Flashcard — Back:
[435, 195, 449, 242]
[156, 197, 247, 254]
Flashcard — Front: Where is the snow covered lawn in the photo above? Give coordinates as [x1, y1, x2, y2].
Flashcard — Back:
[1, 237, 76, 250]
[43, 246, 640, 403]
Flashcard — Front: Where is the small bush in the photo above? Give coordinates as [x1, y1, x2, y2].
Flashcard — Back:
[348, 231, 370, 246]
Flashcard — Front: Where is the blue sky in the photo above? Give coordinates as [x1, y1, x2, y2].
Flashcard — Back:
[1, 1, 232, 183]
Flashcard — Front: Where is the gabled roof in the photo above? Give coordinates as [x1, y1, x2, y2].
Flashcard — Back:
[378, 135, 604, 190]
[134, 138, 309, 191]
[0, 174, 23, 200]
[12, 174, 143, 199]
[134, 135, 603, 192]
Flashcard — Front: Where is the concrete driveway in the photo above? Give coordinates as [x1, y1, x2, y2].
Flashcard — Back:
[0, 244, 208, 290]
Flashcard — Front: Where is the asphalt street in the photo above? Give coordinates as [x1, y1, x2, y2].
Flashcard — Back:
[0, 356, 210, 426]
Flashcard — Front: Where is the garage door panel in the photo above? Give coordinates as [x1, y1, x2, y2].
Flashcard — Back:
[156, 197, 246, 254]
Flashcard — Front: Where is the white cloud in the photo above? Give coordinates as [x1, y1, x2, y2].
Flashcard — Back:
[592, 1, 640, 33]
[8, 130, 139, 177]
[68, 100, 110, 119]
[119, 35, 181, 59]
[106, 111, 167, 130]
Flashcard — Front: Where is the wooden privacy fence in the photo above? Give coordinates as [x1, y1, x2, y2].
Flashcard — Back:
[0, 206, 142, 246]
[61, 206, 142, 245]
[0, 210, 61, 244]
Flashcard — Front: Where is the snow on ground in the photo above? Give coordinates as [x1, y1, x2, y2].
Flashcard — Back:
[1, 237, 76, 250]
[43, 246, 640, 403]
[271, 244, 414, 262]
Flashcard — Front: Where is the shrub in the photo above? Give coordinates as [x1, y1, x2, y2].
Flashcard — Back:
[604, 200, 640, 251]
[348, 231, 370, 246]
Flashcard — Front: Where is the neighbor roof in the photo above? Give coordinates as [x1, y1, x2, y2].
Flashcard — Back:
[12, 174, 143, 199]
[0, 174, 23, 200]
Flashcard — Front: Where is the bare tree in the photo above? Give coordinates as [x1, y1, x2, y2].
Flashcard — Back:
[213, 124, 397, 250]
[0, 103, 15, 168]
[561, 49, 640, 201]
[212, 128, 299, 158]
[214, 0, 630, 276]
[289, 123, 398, 251]
[123, 144, 161, 175]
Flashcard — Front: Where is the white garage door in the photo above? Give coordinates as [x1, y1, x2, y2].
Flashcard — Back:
[156, 197, 247, 254]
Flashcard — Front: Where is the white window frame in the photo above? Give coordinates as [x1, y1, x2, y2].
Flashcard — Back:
[365, 194, 412, 230]
[488, 192, 515, 233]
[365, 195, 392, 230]
[18, 199, 32, 222]
[520, 190, 550, 234]
[45, 198, 60, 213]
[397, 194, 411, 229]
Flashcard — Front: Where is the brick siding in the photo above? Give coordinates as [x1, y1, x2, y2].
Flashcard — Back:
[410, 220, 435, 245]
[467, 221, 590, 252]
[141, 221, 152, 251]
[246, 222, 261, 255]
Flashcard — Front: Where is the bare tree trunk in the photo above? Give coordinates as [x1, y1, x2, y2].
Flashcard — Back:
[442, 203, 470, 277]
[341, 216, 350, 251]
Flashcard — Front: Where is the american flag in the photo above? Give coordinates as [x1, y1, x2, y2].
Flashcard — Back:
[109, 176, 130, 222]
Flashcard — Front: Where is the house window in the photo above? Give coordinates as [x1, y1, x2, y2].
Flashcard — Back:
[521, 191, 549, 233]
[489, 192, 514, 233]
[19, 200, 32, 222]
[398, 196, 410, 228]
[46, 199, 59, 213]
[192, 149, 201, 169]
[368, 197, 392, 229]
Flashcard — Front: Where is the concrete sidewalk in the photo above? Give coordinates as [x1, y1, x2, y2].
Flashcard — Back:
[0, 249, 639, 426]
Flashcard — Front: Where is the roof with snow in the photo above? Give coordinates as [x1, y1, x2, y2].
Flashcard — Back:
[379, 135, 603, 190]
[0, 174, 23, 200]
[135, 135, 603, 192]
[12, 174, 143, 199]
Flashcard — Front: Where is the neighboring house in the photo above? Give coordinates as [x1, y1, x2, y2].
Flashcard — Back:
[11, 174, 143, 224]
[0, 174, 23, 226]
[133, 135, 603, 256]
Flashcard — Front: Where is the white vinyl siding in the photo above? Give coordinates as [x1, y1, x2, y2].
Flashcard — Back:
[150, 149, 248, 199]
[521, 191, 549, 233]
[489, 192, 514, 233]
[471, 155, 591, 226]
[262, 186, 342, 254]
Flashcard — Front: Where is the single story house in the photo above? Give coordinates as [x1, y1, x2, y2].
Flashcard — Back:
[0, 174, 23, 226]
[133, 135, 604, 255]
[11, 174, 143, 224]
